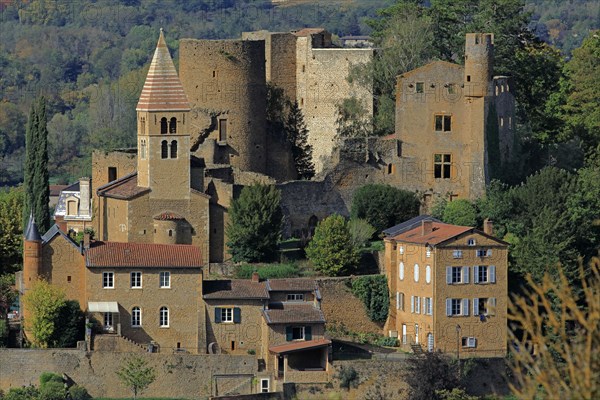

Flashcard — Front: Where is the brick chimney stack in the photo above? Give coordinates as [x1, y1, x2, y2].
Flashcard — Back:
[83, 231, 91, 249]
[252, 271, 260, 283]
[422, 220, 433, 236]
[483, 218, 493, 236]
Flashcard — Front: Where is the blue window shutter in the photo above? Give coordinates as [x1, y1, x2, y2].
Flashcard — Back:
[215, 308, 222, 323]
[233, 307, 241, 323]
[473, 266, 479, 283]
[473, 298, 479, 315]
[446, 299, 452, 316]
[286, 326, 293, 341]
[462, 266, 470, 283]
[462, 299, 469, 316]
[490, 266, 496, 283]
[446, 267, 452, 284]
[304, 326, 312, 340]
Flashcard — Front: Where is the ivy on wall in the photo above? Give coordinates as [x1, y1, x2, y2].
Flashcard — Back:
[350, 275, 389, 323]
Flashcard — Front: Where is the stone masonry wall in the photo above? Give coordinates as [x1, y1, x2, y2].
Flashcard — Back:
[0, 349, 257, 400]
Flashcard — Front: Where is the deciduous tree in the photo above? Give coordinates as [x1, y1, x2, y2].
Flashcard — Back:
[305, 215, 360, 276]
[0, 186, 24, 274]
[22, 280, 66, 348]
[116, 355, 156, 400]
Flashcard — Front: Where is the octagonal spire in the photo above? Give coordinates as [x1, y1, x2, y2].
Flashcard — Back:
[136, 29, 190, 112]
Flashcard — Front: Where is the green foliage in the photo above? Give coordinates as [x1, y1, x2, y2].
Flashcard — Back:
[337, 366, 360, 390]
[305, 215, 360, 276]
[0, 274, 17, 318]
[74, 228, 95, 243]
[0, 187, 25, 274]
[0, 319, 8, 347]
[351, 184, 420, 233]
[442, 199, 478, 227]
[351, 275, 389, 323]
[68, 385, 92, 400]
[226, 184, 283, 263]
[23, 96, 51, 234]
[49, 300, 85, 348]
[39, 372, 63, 386]
[38, 381, 66, 400]
[234, 263, 300, 279]
[335, 97, 373, 138]
[116, 355, 156, 400]
[23, 280, 66, 348]
[285, 100, 315, 180]
[374, 336, 399, 347]
[436, 388, 479, 400]
[403, 352, 461, 400]
[3, 385, 39, 400]
[348, 218, 377, 248]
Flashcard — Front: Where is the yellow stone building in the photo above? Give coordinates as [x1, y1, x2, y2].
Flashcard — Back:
[384, 217, 508, 357]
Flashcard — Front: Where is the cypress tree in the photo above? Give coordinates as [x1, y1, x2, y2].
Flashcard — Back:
[23, 96, 50, 233]
[285, 100, 315, 180]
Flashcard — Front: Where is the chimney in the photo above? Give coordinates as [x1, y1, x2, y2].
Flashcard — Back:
[79, 177, 90, 216]
[421, 220, 433, 236]
[483, 219, 493, 236]
[251, 271, 260, 283]
[83, 231, 91, 249]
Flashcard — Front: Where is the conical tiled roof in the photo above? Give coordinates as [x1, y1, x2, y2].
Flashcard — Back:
[136, 29, 191, 112]
[25, 213, 42, 242]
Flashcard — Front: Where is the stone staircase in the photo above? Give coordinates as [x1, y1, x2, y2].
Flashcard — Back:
[411, 343, 424, 355]
[92, 334, 148, 353]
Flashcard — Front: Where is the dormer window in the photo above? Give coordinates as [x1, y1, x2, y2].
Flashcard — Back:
[287, 294, 304, 301]
[467, 239, 476, 246]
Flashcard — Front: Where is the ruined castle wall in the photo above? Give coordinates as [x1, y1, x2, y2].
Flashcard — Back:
[296, 43, 373, 173]
[179, 39, 267, 174]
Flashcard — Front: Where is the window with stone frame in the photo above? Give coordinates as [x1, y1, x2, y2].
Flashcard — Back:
[434, 153, 452, 179]
[434, 114, 452, 132]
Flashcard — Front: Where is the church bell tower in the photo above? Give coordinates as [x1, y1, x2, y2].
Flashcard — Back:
[136, 29, 191, 200]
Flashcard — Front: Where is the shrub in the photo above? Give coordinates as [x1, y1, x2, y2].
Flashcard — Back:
[351, 275, 389, 323]
[351, 184, 420, 233]
[3, 386, 39, 400]
[337, 366, 359, 390]
[234, 263, 300, 279]
[69, 385, 92, 400]
[348, 218, 377, 248]
[38, 381, 66, 400]
[305, 215, 360, 276]
[403, 352, 460, 400]
[0, 319, 8, 347]
[39, 372, 63, 386]
[375, 336, 399, 347]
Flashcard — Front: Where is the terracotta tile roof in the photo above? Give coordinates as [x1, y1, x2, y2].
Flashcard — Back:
[86, 241, 202, 268]
[293, 28, 326, 37]
[96, 173, 150, 200]
[263, 303, 325, 324]
[267, 279, 317, 292]
[136, 29, 191, 112]
[269, 339, 331, 354]
[391, 222, 472, 246]
[203, 280, 269, 300]
[153, 211, 185, 221]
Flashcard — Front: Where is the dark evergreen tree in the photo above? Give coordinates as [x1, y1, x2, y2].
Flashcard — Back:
[23, 97, 50, 233]
[285, 100, 315, 180]
[225, 183, 283, 263]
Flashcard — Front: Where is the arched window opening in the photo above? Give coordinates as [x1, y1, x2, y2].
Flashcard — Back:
[160, 307, 169, 327]
[160, 117, 167, 134]
[168, 229, 173, 237]
[131, 307, 141, 327]
[169, 117, 177, 133]
[170, 140, 177, 159]
[161, 140, 168, 159]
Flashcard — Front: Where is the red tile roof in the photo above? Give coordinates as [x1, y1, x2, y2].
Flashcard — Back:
[203, 280, 269, 300]
[391, 222, 472, 246]
[136, 29, 190, 112]
[263, 303, 325, 324]
[293, 28, 326, 37]
[269, 339, 331, 354]
[267, 279, 317, 292]
[86, 241, 202, 268]
[96, 173, 150, 200]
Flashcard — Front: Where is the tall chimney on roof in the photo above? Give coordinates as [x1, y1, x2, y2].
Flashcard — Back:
[483, 219, 493, 236]
[79, 177, 90, 216]
[422, 220, 433, 236]
[252, 271, 260, 283]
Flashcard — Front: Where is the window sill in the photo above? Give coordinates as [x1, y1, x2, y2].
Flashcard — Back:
[103, 287, 115, 289]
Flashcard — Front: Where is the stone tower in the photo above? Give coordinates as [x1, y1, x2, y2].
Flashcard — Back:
[464, 33, 494, 97]
[136, 29, 191, 200]
[22, 214, 42, 331]
[179, 39, 267, 174]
